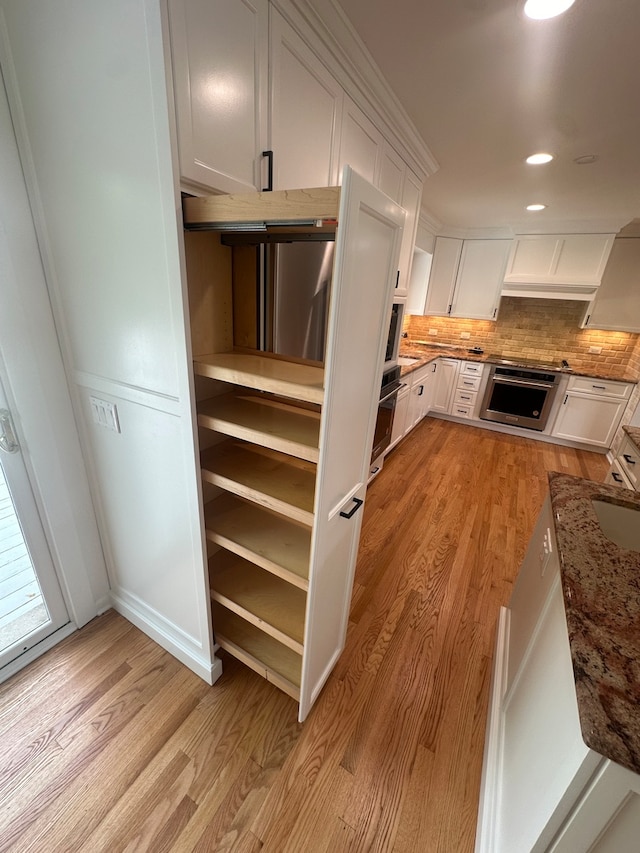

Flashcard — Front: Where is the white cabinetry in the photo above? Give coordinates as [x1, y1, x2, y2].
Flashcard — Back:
[388, 381, 410, 450]
[423, 238, 509, 319]
[406, 363, 433, 430]
[551, 376, 632, 448]
[337, 95, 382, 187]
[430, 358, 459, 414]
[395, 168, 422, 297]
[424, 237, 462, 316]
[583, 238, 640, 332]
[269, 9, 343, 190]
[167, 0, 269, 194]
[183, 172, 404, 721]
[502, 234, 615, 299]
[608, 434, 639, 490]
[450, 361, 484, 419]
[451, 240, 510, 320]
[378, 143, 405, 204]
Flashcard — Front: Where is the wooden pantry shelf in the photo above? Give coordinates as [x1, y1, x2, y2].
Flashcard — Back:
[183, 185, 340, 229]
[201, 441, 315, 526]
[197, 392, 320, 463]
[194, 353, 324, 405]
[204, 494, 310, 590]
[209, 550, 306, 653]
[212, 604, 301, 701]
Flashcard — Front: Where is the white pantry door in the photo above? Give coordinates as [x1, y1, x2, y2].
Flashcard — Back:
[0, 375, 69, 672]
[299, 167, 405, 720]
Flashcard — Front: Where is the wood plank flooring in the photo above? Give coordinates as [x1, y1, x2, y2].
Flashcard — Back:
[0, 419, 609, 852]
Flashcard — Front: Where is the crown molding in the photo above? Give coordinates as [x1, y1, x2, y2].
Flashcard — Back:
[273, 0, 439, 181]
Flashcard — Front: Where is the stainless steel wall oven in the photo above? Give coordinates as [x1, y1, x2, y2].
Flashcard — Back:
[479, 364, 560, 431]
[371, 365, 403, 462]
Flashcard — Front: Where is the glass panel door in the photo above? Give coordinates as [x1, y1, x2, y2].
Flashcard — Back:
[0, 379, 69, 672]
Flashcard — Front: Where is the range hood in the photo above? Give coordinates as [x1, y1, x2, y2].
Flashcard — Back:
[500, 233, 615, 301]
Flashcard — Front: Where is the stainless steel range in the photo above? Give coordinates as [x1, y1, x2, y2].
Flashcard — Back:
[479, 356, 562, 431]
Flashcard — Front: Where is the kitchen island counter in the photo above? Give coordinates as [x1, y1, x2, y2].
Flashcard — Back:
[548, 472, 640, 774]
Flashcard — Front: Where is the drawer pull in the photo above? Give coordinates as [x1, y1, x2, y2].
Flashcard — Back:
[612, 472, 624, 483]
[340, 497, 364, 519]
[623, 454, 636, 465]
[592, 385, 606, 391]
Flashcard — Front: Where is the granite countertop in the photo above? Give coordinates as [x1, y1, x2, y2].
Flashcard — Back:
[623, 425, 640, 454]
[548, 471, 640, 774]
[398, 343, 639, 384]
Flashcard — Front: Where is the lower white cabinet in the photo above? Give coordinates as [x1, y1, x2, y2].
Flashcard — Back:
[430, 358, 460, 414]
[604, 458, 634, 490]
[615, 434, 639, 489]
[476, 497, 640, 853]
[407, 363, 433, 430]
[389, 382, 410, 450]
[551, 376, 632, 448]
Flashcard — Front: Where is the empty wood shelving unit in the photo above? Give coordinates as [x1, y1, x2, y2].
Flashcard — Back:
[182, 171, 405, 720]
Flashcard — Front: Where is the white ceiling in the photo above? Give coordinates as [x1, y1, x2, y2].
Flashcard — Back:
[336, 0, 640, 234]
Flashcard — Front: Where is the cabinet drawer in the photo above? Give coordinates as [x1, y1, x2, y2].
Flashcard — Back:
[451, 402, 473, 419]
[567, 375, 632, 399]
[605, 459, 634, 490]
[453, 388, 477, 407]
[617, 436, 639, 488]
[457, 374, 482, 393]
[460, 360, 484, 377]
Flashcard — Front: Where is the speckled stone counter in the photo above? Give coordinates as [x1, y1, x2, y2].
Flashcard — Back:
[623, 425, 640, 454]
[399, 344, 639, 384]
[548, 471, 640, 774]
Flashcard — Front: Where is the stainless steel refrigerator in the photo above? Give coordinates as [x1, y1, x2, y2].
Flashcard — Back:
[260, 240, 334, 363]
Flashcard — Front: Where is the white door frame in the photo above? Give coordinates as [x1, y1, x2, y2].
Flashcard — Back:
[0, 370, 71, 670]
[0, 62, 109, 668]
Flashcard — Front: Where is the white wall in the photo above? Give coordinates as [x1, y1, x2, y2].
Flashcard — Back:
[0, 0, 217, 679]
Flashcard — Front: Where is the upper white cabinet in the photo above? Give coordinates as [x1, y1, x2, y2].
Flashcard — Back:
[337, 95, 383, 187]
[450, 239, 510, 319]
[168, 0, 269, 194]
[395, 168, 422, 297]
[422, 237, 508, 319]
[583, 238, 640, 332]
[378, 143, 405, 204]
[269, 9, 343, 190]
[424, 237, 462, 315]
[502, 234, 615, 299]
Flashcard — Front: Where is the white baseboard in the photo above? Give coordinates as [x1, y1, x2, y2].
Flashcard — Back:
[110, 590, 223, 685]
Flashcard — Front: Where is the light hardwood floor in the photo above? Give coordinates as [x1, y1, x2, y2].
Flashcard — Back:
[0, 419, 609, 852]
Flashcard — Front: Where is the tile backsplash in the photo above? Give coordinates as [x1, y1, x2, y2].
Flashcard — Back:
[404, 297, 640, 376]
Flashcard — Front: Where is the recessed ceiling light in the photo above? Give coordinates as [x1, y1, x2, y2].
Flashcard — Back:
[526, 204, 547, 211]
[526, 152, 554, 165]
[574, 154, 599, 165]
[524, 0, 576, 20]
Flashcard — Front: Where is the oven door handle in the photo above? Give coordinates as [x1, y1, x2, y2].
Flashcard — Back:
[491, 376, 556, 391]
[379, 386, 403, 404]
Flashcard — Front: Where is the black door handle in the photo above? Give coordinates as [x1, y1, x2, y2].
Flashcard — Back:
[262, 150, 273, 192]
[340, 497, 364, 519]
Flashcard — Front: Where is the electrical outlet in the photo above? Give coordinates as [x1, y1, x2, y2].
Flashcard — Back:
[588, 345, 602, 354]
[460, 331, 471, 339]
[90, 396, 121, 433]
[428, 328, 438, 336]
